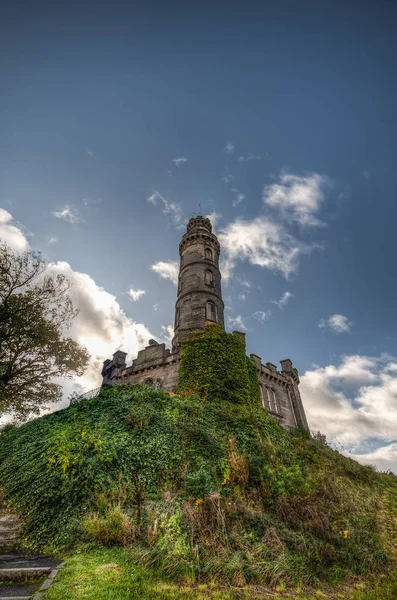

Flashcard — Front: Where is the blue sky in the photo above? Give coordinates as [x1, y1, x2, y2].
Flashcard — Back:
[1, 0, 397, 471]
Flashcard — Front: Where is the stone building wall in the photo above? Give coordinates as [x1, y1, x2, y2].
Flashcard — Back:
[101, 344, 180, 392]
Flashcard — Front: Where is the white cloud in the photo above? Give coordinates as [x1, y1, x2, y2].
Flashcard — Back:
[172, 157, 188, 167]
[362, 170, 370, 179]
[238, 294, 246, 301]
[319, 314, 352, 334]
[226, 314, 247, 331]
[253, 311, 271, 324]
[263, 172, 329, 227]
[301, 354, 397, 471]
[205, 211, 221, 233]
[0, 209, 29, 250]
[47, 261, 153, 403]
[271, 291, 294, 309]
[224, 142, 235, 155]
[48, 237, 58, 245]
[350, 444, 397, 474]
[128, 287, 146, 301]
[218, 216, 311, 281]
[146, 191, 183, 225]
[151, 261, 179, 286]
[52, 205, 83, 228]
[153, 304, 159, 312]
[160, 324, 174, 347]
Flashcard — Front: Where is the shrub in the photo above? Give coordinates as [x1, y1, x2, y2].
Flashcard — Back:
[84, 504, 133, 546]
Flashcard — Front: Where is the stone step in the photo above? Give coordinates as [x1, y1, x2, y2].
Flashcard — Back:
[0, 524, 19, 534]
[0, 567, 51, 582]
[0, 518, 20, 526]
[0, 533, 18, 542]
[0, 583, 39, 598]
[0, 556, 60, 582]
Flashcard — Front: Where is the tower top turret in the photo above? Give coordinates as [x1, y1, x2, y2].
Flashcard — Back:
[186, 215, 212, 234]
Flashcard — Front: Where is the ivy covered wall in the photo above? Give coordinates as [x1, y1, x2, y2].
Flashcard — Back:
[178, 323, 260, 408]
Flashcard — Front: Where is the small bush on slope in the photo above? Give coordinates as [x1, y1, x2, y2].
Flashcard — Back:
[0, 384, 395, 588]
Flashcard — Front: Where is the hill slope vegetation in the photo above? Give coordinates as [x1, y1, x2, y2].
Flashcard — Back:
[0, 383, 396, 592]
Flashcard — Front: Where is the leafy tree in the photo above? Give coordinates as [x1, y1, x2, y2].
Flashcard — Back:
[0, 241, 89, 419]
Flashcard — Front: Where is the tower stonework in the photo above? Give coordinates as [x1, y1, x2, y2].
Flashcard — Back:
[97, 215, 309, 432]
[172, 216, 224, 350]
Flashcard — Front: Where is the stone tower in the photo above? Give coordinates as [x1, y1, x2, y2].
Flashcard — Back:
[172, 216, 224, 350]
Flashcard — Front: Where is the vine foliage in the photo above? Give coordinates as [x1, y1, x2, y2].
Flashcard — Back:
[178, 323, 260, 407]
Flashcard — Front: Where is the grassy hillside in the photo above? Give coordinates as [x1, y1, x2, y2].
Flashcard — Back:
[0, 382, 396, 598]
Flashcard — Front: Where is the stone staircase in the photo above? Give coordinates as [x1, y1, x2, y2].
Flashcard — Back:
[0, 490, 62, 599]
[0, 506, 22, 549]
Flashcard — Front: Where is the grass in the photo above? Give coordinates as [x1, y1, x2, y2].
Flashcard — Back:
[45, 547, 397, 600]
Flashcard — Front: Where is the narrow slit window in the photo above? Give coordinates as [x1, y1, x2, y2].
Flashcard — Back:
[260, 386, 266, 410]
[205, 248, 213, 261]
[206, 301, 216, 321]
[272, 390, 279, 413]
[205, 270, 214, 285]
[265, 387, 271, 410]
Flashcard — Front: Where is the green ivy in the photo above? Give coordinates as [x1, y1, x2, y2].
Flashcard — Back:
[178, 323, 257, 406]
[0, 381, 394, 585]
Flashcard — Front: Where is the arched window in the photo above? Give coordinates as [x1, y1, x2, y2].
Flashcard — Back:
[265, 387, 280, 414]
[272, 389, 280, 414]
[205, 270, 214, 285]
[144, 378, 154, 387]
[206, 301, 216, 321]
[205, 248, 213, 261]
[260, 385, 266, 410]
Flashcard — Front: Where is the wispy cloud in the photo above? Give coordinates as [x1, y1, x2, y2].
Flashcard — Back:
[48, 236, 58, 245]
[271, 291, 294, 309]
[362, 170, 370, 179]
[237, 278, 251, 290]
[146, 191, 183, 225]
[253, 311, 271, 324]
[153, 304, 159, 312]
[51, 205, 83, 229]
[238, 152, 266, 163]
[319, 314, 352, 334]
[238, 294, 246, 301]
[226, 314, 248, 330]
[222, 174, 235, 184]
[224, 141, 235, 155]
[85, 148, 97, 159]
[128, 287, 146, 301]
[151, 261, 179, 286]
[172, 157, 188, 167]
[82, 197, 103, 207]
[263, 172, 330, 227]
[231, 189, 246, 207]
